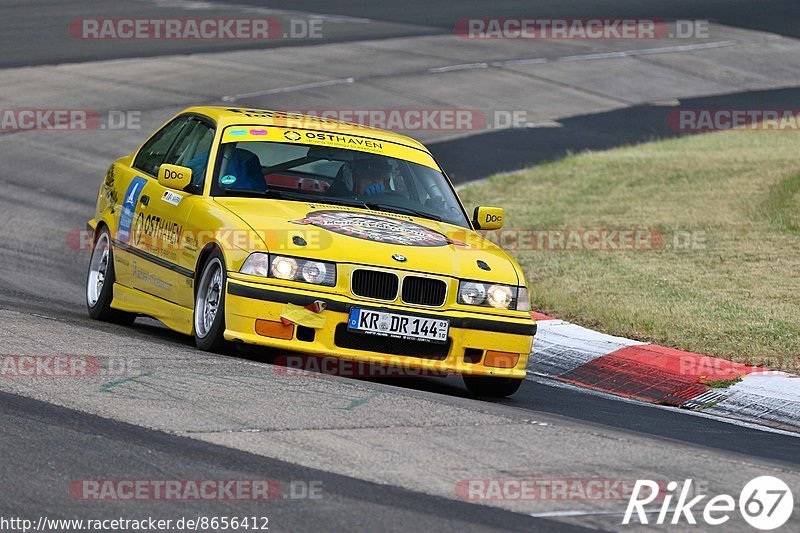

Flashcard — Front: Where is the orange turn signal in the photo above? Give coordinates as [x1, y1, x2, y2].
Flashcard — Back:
[255, 319, 294, 340]
[483, 350, 520, 369]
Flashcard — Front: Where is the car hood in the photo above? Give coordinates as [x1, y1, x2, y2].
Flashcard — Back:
[214, 198, 520, 284]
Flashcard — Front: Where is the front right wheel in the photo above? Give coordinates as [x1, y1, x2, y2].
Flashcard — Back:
[463, 375, 523, 398]
[194, 250, 229, 352]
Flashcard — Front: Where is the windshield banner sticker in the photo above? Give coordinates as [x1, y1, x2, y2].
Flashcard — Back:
[291, 210, 448, 247]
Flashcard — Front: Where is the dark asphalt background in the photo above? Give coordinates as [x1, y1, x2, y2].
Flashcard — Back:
[2, 0, 799, 68]
[0, 391, 586, 532]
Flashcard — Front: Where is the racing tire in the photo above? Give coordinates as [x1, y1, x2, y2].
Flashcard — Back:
[463, 375, 523, 398]
[193, 250, 229, 352]
[86, 227, 136, 325]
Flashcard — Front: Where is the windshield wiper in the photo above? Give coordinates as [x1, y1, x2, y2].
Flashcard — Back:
[364, 203, 442, 222]
[222, 188, 313, 201]
[310, 198, 372, 210]
[222, 189, 375, 210]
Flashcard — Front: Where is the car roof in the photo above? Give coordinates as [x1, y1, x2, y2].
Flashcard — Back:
[183, 106, 431, 153]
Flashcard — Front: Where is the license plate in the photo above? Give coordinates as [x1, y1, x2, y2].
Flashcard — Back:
[347, 308, 449, 344]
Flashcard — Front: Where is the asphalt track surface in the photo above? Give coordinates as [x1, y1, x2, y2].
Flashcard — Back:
[1, 1, 800, 531]
[1, 391, 581, 532]
[3, 0, 800, 67]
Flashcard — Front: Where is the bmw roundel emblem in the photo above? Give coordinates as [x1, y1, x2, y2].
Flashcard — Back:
[392, 254, 407, 262]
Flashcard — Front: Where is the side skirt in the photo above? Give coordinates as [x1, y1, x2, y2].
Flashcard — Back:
[111, 283, 194, 335]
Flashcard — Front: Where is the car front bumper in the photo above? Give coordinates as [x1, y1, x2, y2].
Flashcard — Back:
[224, 277, 536, 379]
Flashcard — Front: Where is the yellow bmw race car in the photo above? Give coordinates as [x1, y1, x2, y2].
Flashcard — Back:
[86, 106, 536, 397]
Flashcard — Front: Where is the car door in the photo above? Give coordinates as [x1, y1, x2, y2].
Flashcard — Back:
[130, 117, 216, 308]
[111, 115, 190, 293]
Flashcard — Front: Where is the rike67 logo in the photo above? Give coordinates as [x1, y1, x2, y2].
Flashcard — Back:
[623, 476, 794, 530]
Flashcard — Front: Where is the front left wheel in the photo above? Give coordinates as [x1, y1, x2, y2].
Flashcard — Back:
[194, 250, 229, 352]
[86, 227, 136, 325]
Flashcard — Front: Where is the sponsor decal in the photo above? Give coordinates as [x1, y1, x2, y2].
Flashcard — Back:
[290, 210, 448, 247]
[117, 177, 147, 243]
[161, 190, 183, 206]
[303, 131, 383, 152]
[102, 165, 118, 214]
[283, 130, 302, 141]
[220, 174, 237, 185]
[133, 213, 184, 247]
[162, 167, 187, 182]
[249, 128, 268, 135]
[131, 260, 173, 291]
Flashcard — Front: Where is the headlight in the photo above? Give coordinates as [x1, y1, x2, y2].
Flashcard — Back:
[457, 281, 528, 310]
[271, 256, 298, 280]
[487, 284, 513, 309]
[241, 253, 336, 287]
[458, 281, 487, 305]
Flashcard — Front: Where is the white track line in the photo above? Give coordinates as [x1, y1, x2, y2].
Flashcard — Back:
[437, 40, 739, 72]
[220, 40, 741, 102]
[530, 508, 675, 518]
[222, 77, 355, 102]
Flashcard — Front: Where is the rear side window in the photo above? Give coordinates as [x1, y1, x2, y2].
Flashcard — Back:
[133, 116, 189, 176]
[163, 119, 215, 186]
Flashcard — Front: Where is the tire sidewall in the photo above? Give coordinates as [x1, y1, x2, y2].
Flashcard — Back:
[87, 228, 114, 318]
[194, 251, 227, 351]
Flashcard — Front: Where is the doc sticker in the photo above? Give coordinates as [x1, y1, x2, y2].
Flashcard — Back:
[291, 210, 448, 247]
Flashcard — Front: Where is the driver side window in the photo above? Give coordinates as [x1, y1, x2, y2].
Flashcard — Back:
[163, 119, 215, 188]
[132, 116, 189, 177]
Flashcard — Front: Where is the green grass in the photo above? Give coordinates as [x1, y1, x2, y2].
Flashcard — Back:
[704, 378, 743, 389]
[458, 129, 800, 368]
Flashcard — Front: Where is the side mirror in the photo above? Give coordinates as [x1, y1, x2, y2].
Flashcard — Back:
[473, 206, 504, 230]
[158, 164, 192, 191]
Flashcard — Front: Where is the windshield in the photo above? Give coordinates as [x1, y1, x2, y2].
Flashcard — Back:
[211, 140, 470, 227]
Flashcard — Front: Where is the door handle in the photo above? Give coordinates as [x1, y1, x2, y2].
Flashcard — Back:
[140, 195, 149, 206]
